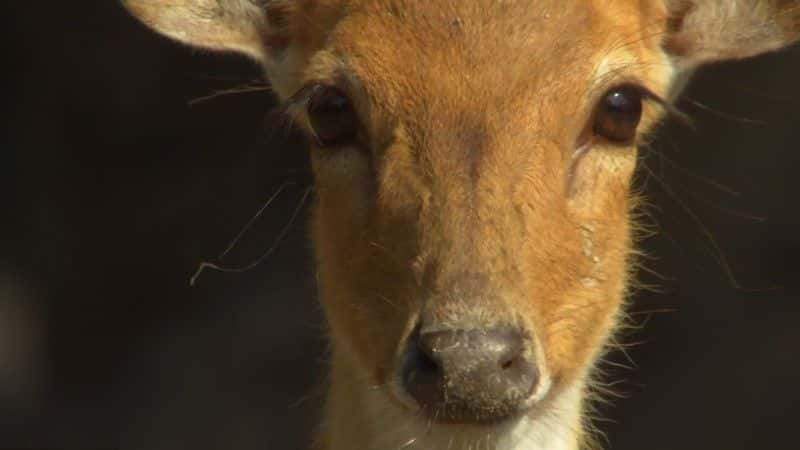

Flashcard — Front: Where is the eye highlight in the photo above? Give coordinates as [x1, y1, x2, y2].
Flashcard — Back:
[593, 85, 644, 144]
[306, 85, 358, 147]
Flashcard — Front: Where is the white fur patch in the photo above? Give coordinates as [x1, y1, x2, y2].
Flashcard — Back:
[335, 368, 583, 450]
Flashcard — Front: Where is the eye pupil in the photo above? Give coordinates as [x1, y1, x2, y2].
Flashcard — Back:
[307, 86, 357, 146]
[593, 86, 643, 143]
[606, 91, 639, 113]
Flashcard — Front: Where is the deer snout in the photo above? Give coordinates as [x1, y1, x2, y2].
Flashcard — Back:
[401, 326, 539, 423]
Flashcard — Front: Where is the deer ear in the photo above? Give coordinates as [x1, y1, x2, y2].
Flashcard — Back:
[664, 0, 800, 69]
[123, 0, 279, 62]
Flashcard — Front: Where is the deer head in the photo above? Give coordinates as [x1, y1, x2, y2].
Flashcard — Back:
[124, 1, 799, 449]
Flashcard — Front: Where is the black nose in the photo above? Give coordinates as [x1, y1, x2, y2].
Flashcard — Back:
[402, 327, 538, 423]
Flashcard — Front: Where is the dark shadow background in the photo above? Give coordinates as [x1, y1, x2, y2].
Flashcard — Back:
[2, 2, 798, 449]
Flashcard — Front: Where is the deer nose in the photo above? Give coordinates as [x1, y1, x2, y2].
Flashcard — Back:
[402, 327, 538, 423]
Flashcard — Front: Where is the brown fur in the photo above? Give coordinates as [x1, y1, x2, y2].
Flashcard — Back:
[123, 1, 800, 448]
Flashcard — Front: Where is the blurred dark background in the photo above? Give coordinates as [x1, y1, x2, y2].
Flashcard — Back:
[1, 2, 798, 449]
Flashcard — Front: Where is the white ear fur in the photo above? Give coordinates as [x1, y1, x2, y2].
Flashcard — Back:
[663, 0, 800, 69]
[123, 0, 270, 62]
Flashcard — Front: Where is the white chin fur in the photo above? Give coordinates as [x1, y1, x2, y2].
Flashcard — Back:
[349, 380, 584, 450]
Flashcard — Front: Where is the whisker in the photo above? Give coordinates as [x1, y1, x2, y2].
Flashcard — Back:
[188, 82, 272, 106]
[684, 96, 768, 125]
[190, 186, 312, 285]
[219, 182, 293, 259]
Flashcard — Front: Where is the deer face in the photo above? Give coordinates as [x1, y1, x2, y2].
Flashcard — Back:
[124, 0, 799, 447]
[299, 1, 670, 423]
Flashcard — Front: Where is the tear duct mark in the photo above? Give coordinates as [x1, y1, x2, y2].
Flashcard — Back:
[580, 224, 601, 288]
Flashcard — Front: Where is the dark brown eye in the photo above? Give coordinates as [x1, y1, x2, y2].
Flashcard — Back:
[593, 85, 643, 143]
[307, 85, 358, 147]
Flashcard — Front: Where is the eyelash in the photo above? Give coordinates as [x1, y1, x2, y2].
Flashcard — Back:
[616, 83, 689, 125]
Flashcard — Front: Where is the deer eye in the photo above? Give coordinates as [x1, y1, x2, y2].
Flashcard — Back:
[593, 85, 643, 144]
[307, 85, 358, 147]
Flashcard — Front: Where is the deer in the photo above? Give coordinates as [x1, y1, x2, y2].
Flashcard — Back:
[122, 1, 799, 449]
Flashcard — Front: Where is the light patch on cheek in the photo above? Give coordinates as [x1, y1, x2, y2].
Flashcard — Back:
[313, 147, 373, 219]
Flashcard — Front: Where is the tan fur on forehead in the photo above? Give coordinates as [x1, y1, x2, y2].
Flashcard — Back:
[303, 5, 583, 158]
[308, 1, 673, 105]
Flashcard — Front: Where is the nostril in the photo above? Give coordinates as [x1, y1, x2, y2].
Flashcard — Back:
[415, 341, 440, 374]
[498, 336, 524, 370]
[402, 331, 445, 407]
[402, 328, 438, 380]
